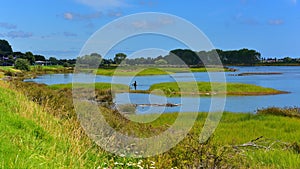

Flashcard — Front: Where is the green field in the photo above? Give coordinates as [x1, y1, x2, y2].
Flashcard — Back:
[95, 66, 230, 76]
[1, 80, 300, 168]
[149, 81, 287, 97]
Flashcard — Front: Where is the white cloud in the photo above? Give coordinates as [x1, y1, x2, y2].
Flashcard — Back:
[63, 12, 102, 21]
[64, 13, 74, 20]
[268, 19, 284, 25]
[120, 16, 176, 30]
[75, 0, 129, 10]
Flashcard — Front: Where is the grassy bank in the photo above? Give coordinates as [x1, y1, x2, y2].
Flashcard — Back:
[149, 81, 287, 97]
[49, 82, 129, 91]
[0, 81, 104, 168]
[0, 65, 73, 80]
[1, 80, 300, 168]
[95, 66, 232, 76]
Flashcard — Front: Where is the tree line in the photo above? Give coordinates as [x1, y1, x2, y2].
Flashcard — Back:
[2, 39, 300, 68]
[0, 39, 75, 67]
[77, 48, 262, 67]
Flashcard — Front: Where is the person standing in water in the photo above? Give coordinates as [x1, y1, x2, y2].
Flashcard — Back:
[133, 81, 137, 90]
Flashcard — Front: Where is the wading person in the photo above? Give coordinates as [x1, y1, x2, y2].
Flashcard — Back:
[133, 81, 137, 90]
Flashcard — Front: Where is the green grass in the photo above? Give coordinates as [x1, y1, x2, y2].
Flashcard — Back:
[129, 112, 300, 168]
[0, 66, 22, 73]
[95, 66, 231, 76]
[49, 82, 129, 91]
[0, 82, 77, 168]
[2, 80, 300, 168]
[149, 81, 286, 97]
[0, 81, 140, 168]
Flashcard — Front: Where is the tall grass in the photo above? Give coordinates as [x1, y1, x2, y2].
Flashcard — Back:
[1, 80, 300, 168]
[149, 81, 286, 97]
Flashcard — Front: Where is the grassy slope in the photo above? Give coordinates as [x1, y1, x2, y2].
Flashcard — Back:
[0, 81, 137, 168]
[149, 81, 286, 96]
[1, 80, 300, 168]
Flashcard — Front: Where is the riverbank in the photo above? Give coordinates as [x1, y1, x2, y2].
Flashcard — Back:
[0, 65, 73, 80]
[1, 80, 300, 168]
[95, 66, 234, 76]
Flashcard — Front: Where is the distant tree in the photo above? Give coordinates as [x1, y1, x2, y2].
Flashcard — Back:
[77, 53, 102, 68]
[101, 58, 114, 67]
[283, 57, 293, 63]
[34, 54, 46, 61]
[13, 52, 25, 59]
[14, 58, 30, 71]
[0, 39, 13, 55]
[155, 59, 168, 65]
[49, 57, 58, 65]
[114, 53, 127, 64]
[22, 52, 35, 65]
[164, 49, 200, 65]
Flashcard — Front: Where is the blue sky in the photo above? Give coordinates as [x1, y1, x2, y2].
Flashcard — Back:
[0, 0, 299, 59]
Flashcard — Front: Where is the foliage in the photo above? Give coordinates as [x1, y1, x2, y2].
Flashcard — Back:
[0, 39, 12, 55]
[114, 53, 127, 65]
[154, 58, 168, 65]
[257, 107, 300, 118]
[23, 52, 35, 65]
[77, 53, 102, 68]
[34, 54, 46, 61]
[14, 58, 30, 71]
[2, 80, 300, 168]
[218, 48, 261, 65]
[116, 48, 261, 66]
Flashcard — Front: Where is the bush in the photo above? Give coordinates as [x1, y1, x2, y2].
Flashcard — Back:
[14, 58, 30, 71]
[257, 107, 300, 118]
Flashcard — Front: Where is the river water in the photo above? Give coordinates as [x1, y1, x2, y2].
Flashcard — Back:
[25, 66, 300, 114]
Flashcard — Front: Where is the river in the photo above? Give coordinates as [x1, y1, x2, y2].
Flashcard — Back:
[25, 66, 300, 114]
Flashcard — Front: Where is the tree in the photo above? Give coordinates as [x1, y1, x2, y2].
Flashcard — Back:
[34, 54, 46, 61]
[49, 57, 58, 65]
[14, 58, 30, 71]
[114, 53, 127, 64]
[22, 52, 35, 65]
[283, 57, 293, 63]
[0, 39, 13, 55]
[77, 53, 102, 68]
[155, 59, 168, 65]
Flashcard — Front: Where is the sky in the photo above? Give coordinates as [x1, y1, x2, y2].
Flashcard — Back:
[0, 0, 299, 59]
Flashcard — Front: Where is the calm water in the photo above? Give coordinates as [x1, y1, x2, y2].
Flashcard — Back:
[25, 66, 300, 114]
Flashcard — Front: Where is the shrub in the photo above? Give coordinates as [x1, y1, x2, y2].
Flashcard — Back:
[257, 107, 300, 118]
[14, 58, 30, 71]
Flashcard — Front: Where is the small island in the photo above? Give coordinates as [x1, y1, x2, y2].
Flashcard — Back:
[148, 82, 288, 97]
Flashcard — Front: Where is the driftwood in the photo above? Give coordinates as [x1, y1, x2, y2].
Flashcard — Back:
[232, 136, 289, 151]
